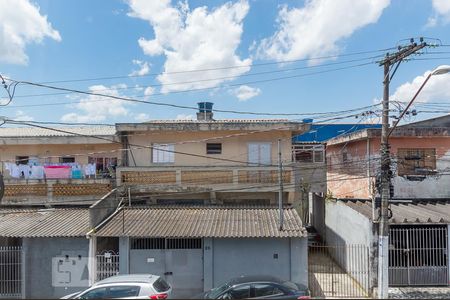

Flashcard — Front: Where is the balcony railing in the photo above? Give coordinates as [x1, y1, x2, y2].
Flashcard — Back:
[2, 178, 113, 205]
[116, 166, 294, 191]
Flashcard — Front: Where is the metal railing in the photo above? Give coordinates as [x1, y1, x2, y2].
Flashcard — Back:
[116, 166, 294, 189]
[0, 246, 22, 299]
[96, 251, 119, 282]
[389, 225, 448, 286]
[308, 244, 370, 298]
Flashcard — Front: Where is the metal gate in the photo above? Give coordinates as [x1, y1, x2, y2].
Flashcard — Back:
[96, 250, 119, 282]
[0, 246, 22, 299]
[308, 245, 370, 298]
[389, 225, 448, 286]
[129, 238, 203, 299]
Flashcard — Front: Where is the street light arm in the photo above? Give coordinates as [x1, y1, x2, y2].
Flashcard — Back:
[387, 72, 432, 138]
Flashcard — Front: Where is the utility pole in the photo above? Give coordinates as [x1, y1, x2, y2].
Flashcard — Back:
[377, 40, 426, 299]
[278, 139, 284, 230]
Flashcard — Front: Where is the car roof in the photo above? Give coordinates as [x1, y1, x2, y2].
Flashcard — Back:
[93, 274, 160, 286]
[227, 275, 284, 285]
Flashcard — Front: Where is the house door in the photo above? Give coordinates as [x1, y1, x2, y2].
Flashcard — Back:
[129, 238, 203, 298]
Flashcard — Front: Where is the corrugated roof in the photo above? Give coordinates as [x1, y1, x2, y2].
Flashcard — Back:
[142, 119, 291, 124]
[0, 208, 90, 237]
[95, 206, 306, 238]
[341, 199, 450, 224]
[0, 126, 116, 138]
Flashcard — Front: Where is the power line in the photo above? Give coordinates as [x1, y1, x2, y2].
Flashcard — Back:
[26, 47, 396, 85]
[5, 61, 375, 114]
[15, 55, 382, 96]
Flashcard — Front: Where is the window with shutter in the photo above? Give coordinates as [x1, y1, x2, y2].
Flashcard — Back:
[248, 143, 271, 165]
[152, 144, 175, 163]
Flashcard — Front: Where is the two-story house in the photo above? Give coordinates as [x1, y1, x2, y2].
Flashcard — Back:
[115, 103, 309, 206]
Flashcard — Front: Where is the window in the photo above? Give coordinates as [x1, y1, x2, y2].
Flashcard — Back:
[207, 143, 222, 154]
[342, 151, 349, 164]
[397, 148, 436, 176]
[79, 287, 108, 299]
[59, 156, 75, 163]
[108, 286, 140, 298]
[292, 144, 324, 163]
[229, 284, 250, 299]
[15, 156, 29, 165]
[152, 144, 174, 163]
[88, 157, 118, 175]
[219, 285, 250, 299]
[248, 143, 271, 165]
[253, 283, 284, 297]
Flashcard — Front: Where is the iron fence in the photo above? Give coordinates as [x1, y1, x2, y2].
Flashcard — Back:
[0, 246, 22, 299]
[96, 250, 119, 282]
[308, 244, 370, 298]
[389, 225, 448, 286]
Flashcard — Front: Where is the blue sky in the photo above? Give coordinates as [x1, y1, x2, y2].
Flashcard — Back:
[1, 0, 450, 124]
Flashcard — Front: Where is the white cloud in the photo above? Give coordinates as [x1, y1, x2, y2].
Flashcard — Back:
[390, 65, 450, 103]
[426, 0, 450, 27]
[13, 110, 34, 121]
[0, 0, 61, 65]
[129, 59, 151, 76]
[176, 114, 194, 120]
[233, 85, 261, 101]
[144, 86, 155, 96]
[134, 113, 150, 122]
[256, 0, 389, 63]
[61, 84, 129, 123]
[127, 0, 252, 93]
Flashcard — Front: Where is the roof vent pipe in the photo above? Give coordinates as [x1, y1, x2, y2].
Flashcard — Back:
[197, 102, 214, 121]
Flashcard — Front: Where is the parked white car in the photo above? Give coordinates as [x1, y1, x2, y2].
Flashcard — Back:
[61, 274, 172, 299]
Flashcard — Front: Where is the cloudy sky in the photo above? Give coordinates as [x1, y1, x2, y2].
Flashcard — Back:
[1, 0, 450, 124]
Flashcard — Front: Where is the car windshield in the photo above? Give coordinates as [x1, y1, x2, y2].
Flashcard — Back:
[206, 284, 230, 299]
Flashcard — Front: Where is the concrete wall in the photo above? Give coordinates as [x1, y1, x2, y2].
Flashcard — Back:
[311, 193, 326, 238]
[325, 200, 372, 247]
[210, 238, 308, 288]
[89, 188, 119, 228]
[294, 162, 327, 194]
[23, 237, 89, 299]
[126, 131, 293, 167]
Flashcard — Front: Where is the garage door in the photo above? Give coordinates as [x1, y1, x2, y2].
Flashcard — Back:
[129, 238, 203, 298]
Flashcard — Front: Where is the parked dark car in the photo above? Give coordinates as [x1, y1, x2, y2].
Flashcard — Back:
[194, 275, 310, 299]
